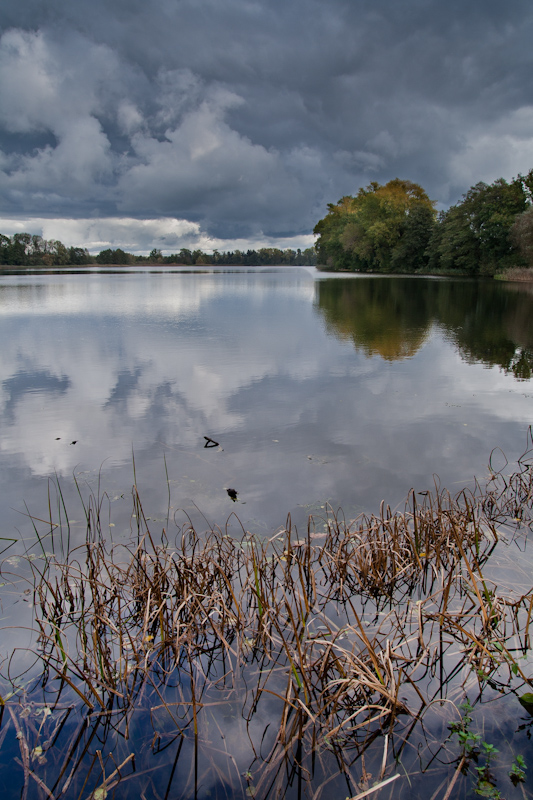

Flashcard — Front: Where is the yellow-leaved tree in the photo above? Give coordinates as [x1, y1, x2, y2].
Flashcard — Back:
[314, 178, 436, 272]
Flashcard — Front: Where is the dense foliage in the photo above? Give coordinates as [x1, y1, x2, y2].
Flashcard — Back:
[315, 171, 533, 275]
[314, 179, 436, 272]
[145, 246, 317, 266]
[0, 233, 91, 266]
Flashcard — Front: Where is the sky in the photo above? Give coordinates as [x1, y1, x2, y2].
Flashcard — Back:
[1, 0, 533, 254]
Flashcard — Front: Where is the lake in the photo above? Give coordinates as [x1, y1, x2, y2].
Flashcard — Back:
[1, 267, 533, 799]
[1, 268, 532, 539]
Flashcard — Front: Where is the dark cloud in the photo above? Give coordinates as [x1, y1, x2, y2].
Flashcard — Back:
[1, 0, 533, 247]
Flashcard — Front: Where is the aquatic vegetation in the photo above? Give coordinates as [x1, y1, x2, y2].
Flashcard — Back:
[1, 440, 533, 797]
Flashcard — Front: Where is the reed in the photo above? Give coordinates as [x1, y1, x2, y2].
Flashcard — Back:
[1, 441, 533, 799]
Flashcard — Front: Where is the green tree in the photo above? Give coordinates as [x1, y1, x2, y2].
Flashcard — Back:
[390, 204, 436, 272]
[511, 206, 533, 267]
[68, 247, 91, 265]
[28, 235, 45, 265]
[431, 177, 527, 275]
[314, 179, 435, 272]
[0, 234, 12, 264]
[178, 248, 193, 265]
[314, 196, 359, 270]
[10, 233, 31, 265]
[96, 248, 131, 265]
[301, 247, 317, 265]
[436, 204, 480, 274]
[47, 240, 69, 265]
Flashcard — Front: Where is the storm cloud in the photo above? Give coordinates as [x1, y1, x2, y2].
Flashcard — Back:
[1, 0, 533, 251]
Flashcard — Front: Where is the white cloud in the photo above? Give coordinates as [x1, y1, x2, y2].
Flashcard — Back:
[0, 216, 316, 254]
[11, 117, 113, 192]
[0, 28, 126, 133]
[117, 101, 144, 135]
[0, 29, 58, 133]
[0, 29, 123, 201]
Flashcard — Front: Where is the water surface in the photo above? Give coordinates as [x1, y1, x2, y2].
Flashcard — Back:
[1, 267, 533, 799]
[0, 268, 532, 543]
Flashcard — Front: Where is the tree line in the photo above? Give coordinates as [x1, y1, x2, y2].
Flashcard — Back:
[314, 171, 533, 275]
[0, 233, 92, 266]
[0, 234, 317, 268]
[5, 167, 533, 274]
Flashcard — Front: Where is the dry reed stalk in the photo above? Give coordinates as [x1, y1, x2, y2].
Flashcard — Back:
[1, 444, 532, 798]
[348, 773, 401, 799]
[89, 751, 134, 798]
[440, 755, 466, 800]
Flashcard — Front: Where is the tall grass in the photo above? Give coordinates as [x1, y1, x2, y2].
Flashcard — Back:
[1, 438, 533, 798]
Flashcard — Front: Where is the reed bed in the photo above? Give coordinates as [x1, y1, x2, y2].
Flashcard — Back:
[1, 440, 533, 799]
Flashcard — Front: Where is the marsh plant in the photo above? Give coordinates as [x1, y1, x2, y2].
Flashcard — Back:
[1, 438, 533, 798]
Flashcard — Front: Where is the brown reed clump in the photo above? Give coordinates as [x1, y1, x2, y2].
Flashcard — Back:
[1, 441, 533, 799]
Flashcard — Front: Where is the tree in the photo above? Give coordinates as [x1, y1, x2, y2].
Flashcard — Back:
[301, 247, 317, 265]
[0, 234, 11, 264]
[390, 204, 436, 272]
[9, 233, 31, 265]
[178, 249, 193, 265]
[96, 248, 131, 265]
[192, 249, 211, 265]
[435, 204, 480, 274]
[314, 179, 435, 272]
[28, 235, 45, 265]
[68, 247, 91, 265]
[511, 206, 533, 267]
[431, 177, 527, 275]
[47, 240, 69, 265]
[314, 197, 359, 270]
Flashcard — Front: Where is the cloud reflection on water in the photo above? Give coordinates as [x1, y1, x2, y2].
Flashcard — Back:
[0, 270, 532, 538]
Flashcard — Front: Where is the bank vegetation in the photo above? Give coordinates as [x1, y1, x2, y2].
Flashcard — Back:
[314, 170, 533, 277]
[1, 439, 533, 797]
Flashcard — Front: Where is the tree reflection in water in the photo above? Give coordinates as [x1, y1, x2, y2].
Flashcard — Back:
[315, 276, 533, 378]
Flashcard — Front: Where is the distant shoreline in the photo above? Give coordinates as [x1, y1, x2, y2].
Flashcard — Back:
[2, 263, 533, 281]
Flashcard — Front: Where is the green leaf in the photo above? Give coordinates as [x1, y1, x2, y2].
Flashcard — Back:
[518, 693, 533, 714]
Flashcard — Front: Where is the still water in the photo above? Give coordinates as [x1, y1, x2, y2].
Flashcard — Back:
[0, 267, 532, 542]
[1, 267, 533, 799]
